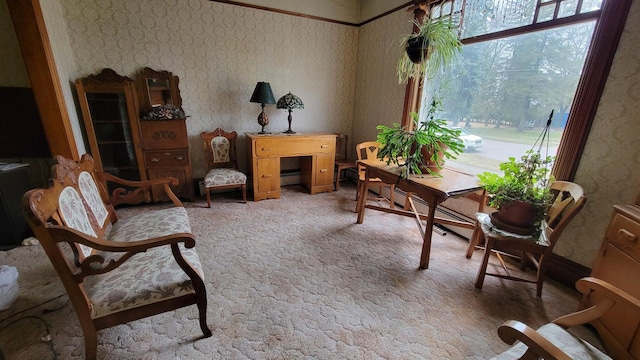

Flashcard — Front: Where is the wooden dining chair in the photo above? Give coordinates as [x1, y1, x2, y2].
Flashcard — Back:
[471, 181, 586, 297]
[200, 128, 247, 206]
[334, 133, 357, 191]
[355, 141, 395, 210]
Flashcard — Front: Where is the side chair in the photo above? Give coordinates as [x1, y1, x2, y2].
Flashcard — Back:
[334, 133, 357, 191]
[355, 141, 395, 210]
[469, 180, 586, 297]
[200, 128, 247, 206]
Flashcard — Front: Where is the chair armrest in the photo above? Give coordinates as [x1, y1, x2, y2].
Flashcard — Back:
[95, 171, 182, 207]
[48, 225, 195, 281]
[576, 277, 640, 312]
[497, 320, 573, 360]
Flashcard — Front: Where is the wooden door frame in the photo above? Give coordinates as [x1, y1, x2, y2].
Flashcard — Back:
[6, 0, 79, 160]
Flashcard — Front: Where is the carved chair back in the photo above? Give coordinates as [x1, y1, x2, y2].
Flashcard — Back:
[201, 128, 239, 170]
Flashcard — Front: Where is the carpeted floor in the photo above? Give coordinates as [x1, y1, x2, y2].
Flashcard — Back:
[0, 183, 600, 359]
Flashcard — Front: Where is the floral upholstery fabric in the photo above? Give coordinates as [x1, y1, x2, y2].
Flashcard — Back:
[84, 207, 203, 319]
[212, 136, 230, 163]
[58, 187, 96, 258]
[204, 168, 247, 187]
[78, 171, 108, 227]
[491, 323, 611, 360]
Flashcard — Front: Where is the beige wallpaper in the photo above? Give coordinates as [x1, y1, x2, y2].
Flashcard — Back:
[58, 0, 358, 174]
[555, 0, 640, 267]
[351, 9, 408, 154]
[39, 0, 87, 155]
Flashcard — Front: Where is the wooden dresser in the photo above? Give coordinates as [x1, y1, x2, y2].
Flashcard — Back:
[246, 132, 336, 201]
[582, 202, 640, 358]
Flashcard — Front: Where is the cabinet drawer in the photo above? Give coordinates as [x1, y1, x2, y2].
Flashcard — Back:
[255, 138, 334, 157]
[144, 150, 190, 167]
[140, 120, 188, 150]
[606, 212, 640, 262]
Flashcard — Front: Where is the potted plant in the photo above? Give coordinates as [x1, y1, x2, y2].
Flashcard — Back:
[477, 150, 556, 236]
[396, 15, 462, 84]
[376, 98, 464, 179]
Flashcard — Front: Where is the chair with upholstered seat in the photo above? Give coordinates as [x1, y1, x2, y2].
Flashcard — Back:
[355, 141, 395, 210]
[334, 133, 357, 191]
[469, 180, 586, 297]
[491, 276, 640, 360]
[200, 128, 247, 206]
[22, 154, 211, 360]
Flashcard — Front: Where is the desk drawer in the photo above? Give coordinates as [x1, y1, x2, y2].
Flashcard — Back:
[607, 212, 640, 262]
[255, 138, 334, 157]
[144, 150, 190, 168]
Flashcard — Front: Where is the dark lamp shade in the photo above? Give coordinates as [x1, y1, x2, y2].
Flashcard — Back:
[250, 82, 276, 104]
[276, 92, 304, 110]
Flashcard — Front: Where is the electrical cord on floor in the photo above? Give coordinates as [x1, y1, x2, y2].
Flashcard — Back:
[0, 293, 67, 360]
[0, 293, 68, 325]
[0, 315, 58, 359]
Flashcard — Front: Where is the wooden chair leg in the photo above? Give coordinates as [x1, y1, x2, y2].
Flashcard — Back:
[535, 256, 549, 297]
[335, 168, 341, 191]
[475, 236, 494, 290]
[389, 185, 395, 209]
[83, 323, 98, 360]
[206, 189, 211, 208]
[241, 184, 247, 203]
[466, 223, 482, 259]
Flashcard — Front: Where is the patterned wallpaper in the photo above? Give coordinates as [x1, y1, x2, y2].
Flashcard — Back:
[58, 0, 358, 174]
[555, 0, 640, 267]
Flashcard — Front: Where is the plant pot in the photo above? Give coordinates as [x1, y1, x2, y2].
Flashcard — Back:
[406, 36, 429, 64]
[490, 200, 538, 235]
[419, 142, 447, 173]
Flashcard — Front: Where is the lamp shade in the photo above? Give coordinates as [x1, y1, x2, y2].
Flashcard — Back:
[276, 92, 304, 110]
[250, 82, 276, 104]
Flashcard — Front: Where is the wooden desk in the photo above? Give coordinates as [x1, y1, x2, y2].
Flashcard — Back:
[355, 159, 484, 269]
[246, 132, 336, 201]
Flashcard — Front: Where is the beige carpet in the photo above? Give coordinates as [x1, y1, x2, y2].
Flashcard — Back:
[0, 183, 600, 359]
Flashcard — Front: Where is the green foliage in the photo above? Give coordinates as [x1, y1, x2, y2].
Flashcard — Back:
[397, 16, 462, 84]
[376, 99, 464, 178]
[477, 150, 555, 225]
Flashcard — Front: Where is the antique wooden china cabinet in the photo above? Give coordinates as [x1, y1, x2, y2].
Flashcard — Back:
[75, 67, 195, 201]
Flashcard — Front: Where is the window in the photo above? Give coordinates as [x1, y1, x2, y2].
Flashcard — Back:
[419, 0, 602, 176]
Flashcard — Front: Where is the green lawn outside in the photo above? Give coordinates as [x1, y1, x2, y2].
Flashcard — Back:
[454, 122, 563, 146]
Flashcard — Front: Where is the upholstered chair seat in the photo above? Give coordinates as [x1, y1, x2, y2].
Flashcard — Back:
[204, 168, 247, 187]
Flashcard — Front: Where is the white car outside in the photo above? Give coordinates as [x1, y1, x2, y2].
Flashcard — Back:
[451, 126, 484, 150]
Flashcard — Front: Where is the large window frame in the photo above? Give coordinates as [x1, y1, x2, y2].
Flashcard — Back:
[404, 0, 632, 181]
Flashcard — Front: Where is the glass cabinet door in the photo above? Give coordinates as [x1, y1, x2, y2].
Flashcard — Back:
[75, 68, 146, 183]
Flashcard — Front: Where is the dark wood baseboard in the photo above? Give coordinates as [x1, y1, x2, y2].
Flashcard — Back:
[547, 253, 592, 290]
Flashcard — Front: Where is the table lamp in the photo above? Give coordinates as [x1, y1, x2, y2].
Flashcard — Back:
[250, 82, 276, 134]
[276, 92, 304, 134]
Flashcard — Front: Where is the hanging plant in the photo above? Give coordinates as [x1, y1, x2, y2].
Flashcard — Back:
[396, 16, 462, 84]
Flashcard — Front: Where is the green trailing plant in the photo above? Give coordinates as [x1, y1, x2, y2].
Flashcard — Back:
[397, 16, 462, 84]
[477, 150, 556, 230]
[376, 98, 464, 179]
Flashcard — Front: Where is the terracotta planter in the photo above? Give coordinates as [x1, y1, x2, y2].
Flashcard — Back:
[419, 142, 447, 173]
[490, 200, 538, 235]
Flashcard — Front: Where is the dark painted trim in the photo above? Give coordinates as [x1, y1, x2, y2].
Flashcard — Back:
[209, 0, 413, 27]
